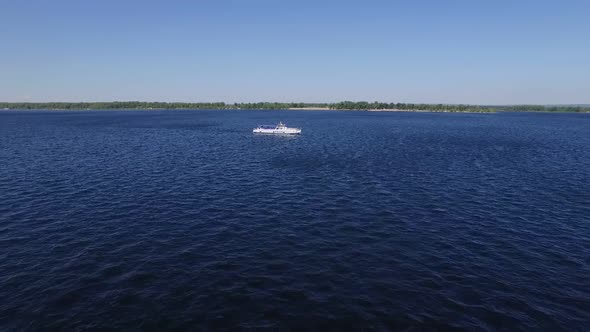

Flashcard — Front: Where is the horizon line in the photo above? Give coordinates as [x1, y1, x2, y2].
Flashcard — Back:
[2, 101, 589, 107]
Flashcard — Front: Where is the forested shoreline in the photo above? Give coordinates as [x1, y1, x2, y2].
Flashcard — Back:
[1, 101, 588, 112]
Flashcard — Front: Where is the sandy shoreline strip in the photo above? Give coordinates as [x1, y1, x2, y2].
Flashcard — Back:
[287, 107, 332, 110]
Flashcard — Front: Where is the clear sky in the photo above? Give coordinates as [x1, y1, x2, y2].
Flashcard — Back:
[1, 0, 589, 104]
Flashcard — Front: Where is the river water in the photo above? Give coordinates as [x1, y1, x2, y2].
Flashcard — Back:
[0, 110, 588, 330]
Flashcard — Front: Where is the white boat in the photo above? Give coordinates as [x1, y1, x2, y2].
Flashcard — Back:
[253, 122, 301, 135]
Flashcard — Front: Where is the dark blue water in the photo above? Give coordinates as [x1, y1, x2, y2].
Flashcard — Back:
[1, 110, 589, 331]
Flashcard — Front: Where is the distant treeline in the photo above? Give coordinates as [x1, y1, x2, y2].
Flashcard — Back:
[0, 101, 230, 110]
[1, 101, 588, 112]
[331, 102, 590, 112]
[331, 102, 493, 112]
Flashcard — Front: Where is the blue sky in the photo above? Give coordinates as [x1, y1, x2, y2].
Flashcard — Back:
[1, 0, 589, 104]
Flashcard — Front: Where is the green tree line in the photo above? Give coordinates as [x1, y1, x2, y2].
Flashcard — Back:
[0, 101, 588, 112]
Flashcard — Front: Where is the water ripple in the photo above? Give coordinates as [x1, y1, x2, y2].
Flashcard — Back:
[0, 110, 589, 330]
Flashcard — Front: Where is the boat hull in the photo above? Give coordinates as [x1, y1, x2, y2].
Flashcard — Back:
[253, 128, 301, 135]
